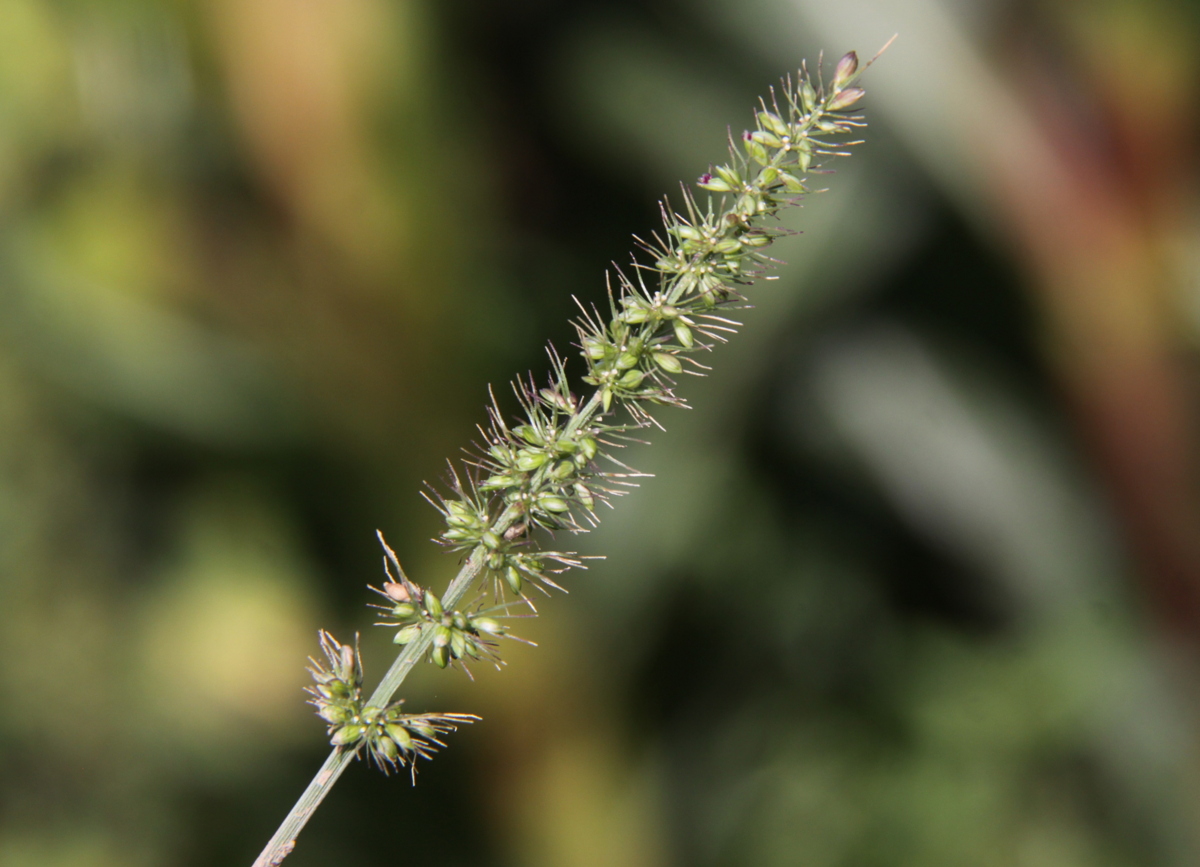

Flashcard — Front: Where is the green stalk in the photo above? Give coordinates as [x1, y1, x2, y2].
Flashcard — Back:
[250, 557, 470, 867]
[252, 393, 610, 865]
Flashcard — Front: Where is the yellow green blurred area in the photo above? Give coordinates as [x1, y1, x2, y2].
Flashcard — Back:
[3, 0, 1200, 865]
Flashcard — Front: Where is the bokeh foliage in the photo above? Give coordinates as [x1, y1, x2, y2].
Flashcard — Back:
[2, 1, 1200, 866]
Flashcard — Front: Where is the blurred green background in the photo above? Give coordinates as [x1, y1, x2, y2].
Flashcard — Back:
[3, 0, 1200, 865]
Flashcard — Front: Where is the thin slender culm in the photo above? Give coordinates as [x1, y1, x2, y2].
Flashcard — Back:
[251, 46, 882, 867]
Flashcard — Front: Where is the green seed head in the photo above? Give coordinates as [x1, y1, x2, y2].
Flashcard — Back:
[472, 617, 504, 636]
[505, 565, 524, 594]
[516, 450, 548, 471]
[618, 369, 644, 389]
[385, 724, 414, 752]
[424, 590, 444, 619]
[758, 110, 788, 136]
[394, 624, 423, 645]
[374, 732, 399, 762]
[828, 86, 864, 111]
[574, 483, 595, 510]
[653, 352, 683, 374]
[318, 704, 353, 725]
[537, 495, 570, 513]
[331, 724, 365, 747]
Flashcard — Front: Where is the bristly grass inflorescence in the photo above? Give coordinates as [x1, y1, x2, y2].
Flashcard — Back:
[251, 46, 880, 867]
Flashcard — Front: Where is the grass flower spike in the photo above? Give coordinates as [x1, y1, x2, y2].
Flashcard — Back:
[251, 46, 882, 867]
[304, 630, 478, 776]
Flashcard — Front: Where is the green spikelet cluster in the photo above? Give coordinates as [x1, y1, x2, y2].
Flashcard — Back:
[304, 630, 478, 779]
[372, 535, 532, 674]
[257, 48, 874, 867]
